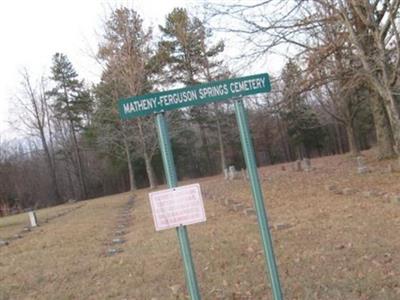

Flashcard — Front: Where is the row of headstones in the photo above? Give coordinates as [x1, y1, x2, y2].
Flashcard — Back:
[357, 156, 400, 174]
[223, 166, 249, 181]
[224, 156, 398, 178]
[0, 204, 85, 247]
[202, 190, 293, 230]
[107, 195, 135, 256]
[291, 158, 313, 172]
[224, 159, 314, 181]
[325, 184, 400, 204]
[293, 156, 399, 174]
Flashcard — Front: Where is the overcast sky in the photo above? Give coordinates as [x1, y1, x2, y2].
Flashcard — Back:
[0, 0, 283, 139]
[0, 0, 193, 138]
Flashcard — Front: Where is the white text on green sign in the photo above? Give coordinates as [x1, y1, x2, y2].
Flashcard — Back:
[119, 73, 270, 119]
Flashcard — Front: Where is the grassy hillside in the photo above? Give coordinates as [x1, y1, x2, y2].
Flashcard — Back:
[1, 151, 399, 299]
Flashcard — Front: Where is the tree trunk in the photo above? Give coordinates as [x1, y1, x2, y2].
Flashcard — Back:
[334, 121, 344, 154]
[199, 121, 212, 174]
[345, 123, 360, 156]
[214, 103, 226, 173]
[137, 119, 158, 189]
[277, 117, 291, 161]
[370, 92, 395, 159]
[123, 136, 136, 191]
[39, 131, 61, 203]
[381, 91, 400, 155]
[65, 164, 76, 200]
[144, 152, 157, 189]
[70, 122, 87, 200]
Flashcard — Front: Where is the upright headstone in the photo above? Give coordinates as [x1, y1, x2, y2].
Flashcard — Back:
[302, 158, 312, 172]
[28, 211, 38, 227]
[228, 165, 237, 180]
[223, 168, 229, 180]
[294, 160, 302, 172]
[356, 156, 369, 174]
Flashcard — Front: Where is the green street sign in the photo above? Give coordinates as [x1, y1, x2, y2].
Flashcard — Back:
[118, 73, 271, 120]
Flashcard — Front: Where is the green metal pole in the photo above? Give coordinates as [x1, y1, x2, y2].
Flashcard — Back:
[155, 113, 201, 300]
[233, 99, 283, 300]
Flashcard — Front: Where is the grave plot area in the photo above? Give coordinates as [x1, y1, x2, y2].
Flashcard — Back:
[0, 150, 399, 299]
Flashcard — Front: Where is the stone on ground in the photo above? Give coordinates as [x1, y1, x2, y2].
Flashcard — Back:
[0, 239, 9, 246]
[107, 248, 123, 256]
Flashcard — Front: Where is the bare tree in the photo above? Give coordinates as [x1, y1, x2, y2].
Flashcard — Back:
[14, 69, 61, 202]
[207, 0, 400, 157]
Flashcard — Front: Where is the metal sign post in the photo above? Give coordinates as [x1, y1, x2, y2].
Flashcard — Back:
[155, 113, 201, 300]
[234, 99, 283, 300]
[119, 73, 284, 300]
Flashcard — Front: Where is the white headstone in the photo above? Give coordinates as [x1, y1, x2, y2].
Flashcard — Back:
[228, 165, 237, 180]
[28, 211, 38, 227]
[302, 158, 312, 172]
[356, 156, 369, 174]
[294, 160, 302, 172]
[223, 168, 229, 180]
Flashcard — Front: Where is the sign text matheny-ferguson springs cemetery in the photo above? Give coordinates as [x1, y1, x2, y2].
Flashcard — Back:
[118, 73, 271, 119]
[118, 72, 283, 300]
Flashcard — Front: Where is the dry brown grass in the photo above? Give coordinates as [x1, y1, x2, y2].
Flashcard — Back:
[1, 150, 399, 299]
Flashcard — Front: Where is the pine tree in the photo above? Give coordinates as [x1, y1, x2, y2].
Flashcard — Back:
[48, 53, 91, 200]
[157, 8, 227, 174]
[281, 60, 326, 158]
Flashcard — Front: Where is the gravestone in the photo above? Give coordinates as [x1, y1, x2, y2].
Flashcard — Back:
[302, 158, 312, 172]
[107, 248, 123, 256]
[293, 160, 302, 172]
[112, 238, 126, 244]
[28, 211, 38, 227]
[223, 168, 229, 180]
[244, 208, 256, 216]
[356, 156, 369, 174]
[228, 165, 238, 180]
[342, 188, 358, 195]
[273, 223, 292, 230]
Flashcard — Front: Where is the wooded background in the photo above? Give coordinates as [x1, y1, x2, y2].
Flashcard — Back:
[1, 1, 399, 213]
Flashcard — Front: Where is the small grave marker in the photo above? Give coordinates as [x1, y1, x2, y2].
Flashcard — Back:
[228, 165, 238, 180]
[28, 211, 38, 227]
[107, 248, 123, 256]
[223, 168, 229, 180]
[294, 160, 302, 171]
[356, 156, 369, 174]
[112, 238, 126, 244]
[302, 158, 312, 172]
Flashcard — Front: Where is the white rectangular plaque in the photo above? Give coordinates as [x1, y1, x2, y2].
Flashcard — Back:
[149, 183, 206, 231]
[28, 211, 38, 227]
